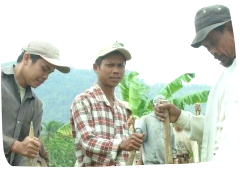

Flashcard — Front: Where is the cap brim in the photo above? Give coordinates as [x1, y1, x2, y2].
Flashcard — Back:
[40, 56, 70, 73]
[191, 20, 230, 48]
[116, 48, 131, 60]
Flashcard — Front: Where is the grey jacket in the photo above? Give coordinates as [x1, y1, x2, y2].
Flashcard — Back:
[1, 65, 43, 166]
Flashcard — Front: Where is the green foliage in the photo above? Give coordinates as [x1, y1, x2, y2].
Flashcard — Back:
[120, 72, 210, 117]
[41, 121, 64, 143]
[169, 90, 210, 110]
[158, 73, 210, 110]
[57, 122, 72, 137]
[44, 134, 75, 167]
[160, 73, 195, 99]
[41, 121, 75, 167]
[119, 71, 152, 117]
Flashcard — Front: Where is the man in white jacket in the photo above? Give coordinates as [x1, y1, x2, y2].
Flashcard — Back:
[155, 4, 239, 162]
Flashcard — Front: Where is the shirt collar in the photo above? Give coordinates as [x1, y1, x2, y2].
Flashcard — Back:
[2, 64, 35, 98]
[92, 83, 119, 107]
[93, 83, 109, 103]
[1, 64, 15, 75]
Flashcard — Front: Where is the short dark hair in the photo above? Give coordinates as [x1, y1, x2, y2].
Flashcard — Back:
[94, 51, 126, 66]
[17, 51, 41, 63]
[95, 56, 104, 66]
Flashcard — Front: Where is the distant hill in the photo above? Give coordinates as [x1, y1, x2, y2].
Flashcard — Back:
[1, 62, 211, 123]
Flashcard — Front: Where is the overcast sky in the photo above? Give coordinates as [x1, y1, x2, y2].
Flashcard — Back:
[0, 0, 239, 87]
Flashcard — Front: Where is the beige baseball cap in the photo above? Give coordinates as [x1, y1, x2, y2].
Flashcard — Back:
[95, 42, 132, 61]
[22, 41, 70, 73]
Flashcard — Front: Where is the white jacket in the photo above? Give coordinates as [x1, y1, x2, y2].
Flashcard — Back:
[176, 59, 239, 162]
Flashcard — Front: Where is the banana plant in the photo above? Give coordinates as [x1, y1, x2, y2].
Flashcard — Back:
[119, 71, 152, 118]
[159, 73, 195, 99]
[56, 122, 72, 137]
[168, 90, 210, 110]
[119, 71, 210, 117]
[158, 73, 210, 110]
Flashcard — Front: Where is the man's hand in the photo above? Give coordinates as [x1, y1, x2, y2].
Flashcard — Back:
[11, 136, 41, 158]
[154, 102, 181, 123]
[119, 133, 144, 151]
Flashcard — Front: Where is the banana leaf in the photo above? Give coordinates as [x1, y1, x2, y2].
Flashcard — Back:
[160, 73, 195, 99]
[119, 71, 151, 117]
[57, 123, 72, 137]
[169, 90, 210, 110]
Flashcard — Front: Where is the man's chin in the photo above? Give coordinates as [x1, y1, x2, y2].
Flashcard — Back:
[33, 83, 41, 88]
[220, 59, 233, 67]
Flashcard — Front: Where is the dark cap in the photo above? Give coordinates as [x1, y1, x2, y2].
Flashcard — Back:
[191, 4, 231, 48]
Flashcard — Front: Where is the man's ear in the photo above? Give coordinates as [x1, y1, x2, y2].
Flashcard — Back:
[22, 53, 31, 64]
[93, 63, 99, 73]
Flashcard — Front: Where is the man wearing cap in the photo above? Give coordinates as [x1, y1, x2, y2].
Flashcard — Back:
[70, 42, 144, 166]
[1, 41, 70, 166]
[155, 4, 239, 162]
[135, 95, 177, 165]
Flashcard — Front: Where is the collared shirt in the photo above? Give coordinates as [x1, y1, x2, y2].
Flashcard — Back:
[70, 83, 129, 167]
[1, 65, 43, 166]
[135, 112, 177, 164]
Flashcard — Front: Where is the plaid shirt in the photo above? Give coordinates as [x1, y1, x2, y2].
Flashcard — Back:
[70, 83, 129, 166]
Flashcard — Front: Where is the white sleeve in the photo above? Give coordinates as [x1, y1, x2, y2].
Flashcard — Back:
[175, 110, 204, 142]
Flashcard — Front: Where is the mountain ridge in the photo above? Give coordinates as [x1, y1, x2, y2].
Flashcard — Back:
[1, 62, 211, 123]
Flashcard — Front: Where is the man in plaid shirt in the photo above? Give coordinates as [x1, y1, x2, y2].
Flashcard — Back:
[70, 42, 144, 166]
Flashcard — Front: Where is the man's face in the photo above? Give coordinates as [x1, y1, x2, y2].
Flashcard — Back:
[21, 54, 55, 88]
[201, 25, 236, 67]
[94, 53, 126, 88]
